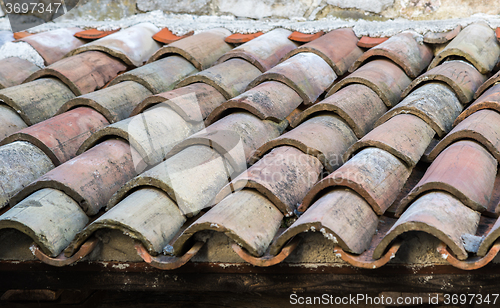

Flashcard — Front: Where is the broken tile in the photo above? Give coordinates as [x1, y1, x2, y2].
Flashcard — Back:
[152, 28, 193, 44]
[328, 59, 411, 108]
[225, 32, 263, 44]
[74, 28, 120, 40]
[288, 31, 324, 43]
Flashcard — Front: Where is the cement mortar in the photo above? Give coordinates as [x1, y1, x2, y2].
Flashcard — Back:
[0, 41, 45, 68]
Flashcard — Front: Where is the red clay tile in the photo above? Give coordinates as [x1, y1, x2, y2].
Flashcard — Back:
[402, 60, 486, 105]
[173, 190, 282, 257]
[328, 59, 412, 108]
[292, 84, 387, 138]
[283, 28, 363, 76]
[497, 27, 500, 42]
[0, 141, 54, 208]
[131, 83, 226, 120]
[252, 115, 357, 173]
[232, 236, 300, 267]
[108, 55, 198, 94]
[0, 107, 109, 165]
[217, 29, 298, 72]
[74, 28, 120, 40]
[0, 188, 88, 257]
[67, 23, 161, 67]
[455, 83, 500, 126]
[31, 237, 99, 266]
[68, 188, 185, 257]
[24, 51, 127, 96]
[225, 32, 263, 43]
[345, 114, 435, 167]
[13, 31, 33, 40]
[0, 105, 27, 140]
[153, 28, 193, 44]
[376, 82, 462, 137]
[438, 240, 500, 270]
[206, 81, 303, 124]
[475, 68, 500, 100]
[76, 105, 200, 167]
[357, 36, 388, 48]
[423, 25, 461, 44]
[271, 188, 378, 255]
[247, 52, 335, 105]
[0, 78, 76, 126]
[176, 58, 262, 99]
[397, 140, 497, 214]
[148, 28, 232, 70]
[58, 81, 152, 123]
[135, 241, 204, 270]
[0, 57, 40, 89]
[375, 192, 480, 260]
[288, 31, 324, 43]
[20, 28, 84, 66]
[301, 147, 412, 215]
[350, 31, 433, 78]
[428, 22, 500, 74]
[214, 146, 323, 216]
[11, 139, 139, 215]
[428, 110, 500, 163]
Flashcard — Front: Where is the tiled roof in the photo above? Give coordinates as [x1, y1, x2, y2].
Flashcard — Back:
[0, 21, 500, 274]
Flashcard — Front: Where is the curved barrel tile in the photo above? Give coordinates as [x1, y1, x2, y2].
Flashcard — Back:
[214, 146, 323, 216]
[0, 78, 76, 125]
[428, 22, 500, 74]
[0, 57, 40, 89]
[176, 59, 262, 100]
[345, 114, 435, 167]
[0, 107, 109, 165]
[24, 51, 127, 96]
[148, 28, 232, 70]
[292, 84, 387, 138]
[428, 110, 500, 162]
[67, 23, 161, 67]
[350, 31, 433, 78]
[173, 190, 283, 257]
[108, 55, 198, 94]
[11, 139, 139, 216]
[271, 188, 378, 256]
[397, 141, 497, 214]
[0, 105, 28, 140]
[423, 25, 461, 44]
[455, 83, 500, 126]
[478, 219, 500, 257]
[327, 59, 411, 108]
[58, 81, 152, 123]
[131, 83, 226, 121]
[282, 28, 363, 76]
[401, 60, 486, 105]
[217, 28, 298, 72]
[375, 82, 462, 137]
[20, 28, 84, 66]
[0, 141, 54, 208]
[206, 81, 303, 124]
[107, 145, 235, 217]
[76, 105, 200, 167]
[374, 192, 480, 260]
[66, 188, 185, 257]
[252, 115, 357, 173]
[246, 52, 336, 105]
[166, 112, 284, 173]
[300, 147, 412, 215]
[475, 69, 500, 99]
[0, 188, 88, 257]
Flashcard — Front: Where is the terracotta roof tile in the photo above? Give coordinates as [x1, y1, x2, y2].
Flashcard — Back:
[288, 31, 324, 43]
[148, 28, 232, 70]
[0, 57, 40, 89]
[74, 28, 120, 40]
[24, 51, 127, 96]
[350, 31, 433, 78]
[217, 29, 298, 72]
[247, 52, 336, 105]
[423, 25, 461, 44]
[282, 28, 363, 76]
[402, 60, 486, 105]
[475, 68, 500, 100]
[224, 32, 263, 43]
[428, 22, 500, 74]
[357, 36, 388, 48]
[152, 28, 193, 44]
[328, 59, 412, 108]
[0, 105, 28, 140]
[455, 83, 500, 125]
[67, 23, 161, 67]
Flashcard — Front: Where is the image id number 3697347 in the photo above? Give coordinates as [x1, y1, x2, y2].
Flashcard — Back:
[444, 294, 499, 305]
[4, 2, 62, 14]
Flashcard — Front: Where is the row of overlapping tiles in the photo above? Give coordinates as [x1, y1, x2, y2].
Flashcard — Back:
[0, 21, 500, 270]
